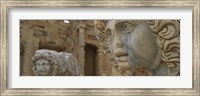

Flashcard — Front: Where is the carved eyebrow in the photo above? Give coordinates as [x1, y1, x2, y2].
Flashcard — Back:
[115, 20, 137, 24]
[105, 20, 137, 31]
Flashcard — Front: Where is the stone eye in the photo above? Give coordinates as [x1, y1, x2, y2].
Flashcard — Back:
[121, 23, 135, 33]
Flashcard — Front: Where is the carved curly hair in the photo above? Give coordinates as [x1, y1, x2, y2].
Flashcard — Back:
[32, 50, 59, 76]
[146, 20, 180, 75]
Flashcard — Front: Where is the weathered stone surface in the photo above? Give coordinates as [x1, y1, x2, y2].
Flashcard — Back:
[32, 49, 80, 76]
[94, 20, 180, 76]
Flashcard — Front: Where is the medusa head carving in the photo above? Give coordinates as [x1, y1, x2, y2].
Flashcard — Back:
[32, 49, 80, 76]
[94, 20, 180, 76]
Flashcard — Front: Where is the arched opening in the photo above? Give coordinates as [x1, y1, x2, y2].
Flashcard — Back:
[84, 44, 97, 76]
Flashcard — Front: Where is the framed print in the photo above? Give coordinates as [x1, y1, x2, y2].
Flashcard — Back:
[0, 0, 199, 95]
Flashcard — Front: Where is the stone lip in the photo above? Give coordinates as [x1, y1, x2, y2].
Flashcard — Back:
[116, 56, 128, 62]
[116, 56, 129, 69]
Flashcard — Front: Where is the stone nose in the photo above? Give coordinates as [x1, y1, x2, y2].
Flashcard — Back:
[115, 40, 124, 48]
[114, 41, 128, 57]
[37, 64, 45, 71]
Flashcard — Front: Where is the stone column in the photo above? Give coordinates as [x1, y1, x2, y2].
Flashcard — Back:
[77, 21, 86, 76]
[95, 49, 101, 75]
[21, 28, 39, 76]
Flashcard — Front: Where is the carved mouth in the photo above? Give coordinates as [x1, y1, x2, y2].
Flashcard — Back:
[116, 56, 129, 69]
[116, 56, 128, 62]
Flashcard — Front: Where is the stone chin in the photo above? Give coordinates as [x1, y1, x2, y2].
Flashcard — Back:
[115, 56, 129, 70]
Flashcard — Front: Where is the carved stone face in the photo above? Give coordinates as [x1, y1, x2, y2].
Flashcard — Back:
[106, 20, 159, 69]
[34, 59, 51, 76]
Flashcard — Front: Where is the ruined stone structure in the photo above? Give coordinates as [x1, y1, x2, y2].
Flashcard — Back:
[20, 20, 180, 76]
[32, 49, 80, 76]
[20, 20, 112, 76]
[94, 20, 180, 76]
